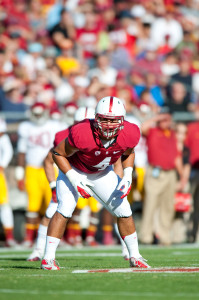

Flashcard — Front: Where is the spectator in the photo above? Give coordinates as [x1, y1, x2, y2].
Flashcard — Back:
[167, 55, 193, 99]
[150, 8, 183, 49]
[165, 81, 193, 113]
[132, 42, 162, 82]
[0, 79, 28, 123]
[88, 53, 118, 87]
[185, 119, 199, 243]
[19, 43, 46, 80]
[133, 72, 165, 107]
[140, 111, 184, 245]
[49, 8, 74, 51]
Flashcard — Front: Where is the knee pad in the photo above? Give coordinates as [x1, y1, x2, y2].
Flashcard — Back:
[109, 198, 132, 218]
[45, 202, 58, 219]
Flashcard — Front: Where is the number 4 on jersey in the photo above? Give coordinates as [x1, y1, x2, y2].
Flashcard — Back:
[93, 157, 112, 170]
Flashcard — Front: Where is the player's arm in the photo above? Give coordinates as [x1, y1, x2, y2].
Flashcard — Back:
[52, 138, 78, 174]
[52, 138, 94, 199]
[113, 157, 123, 178]
[44, 149, 58, 203]
[15, 152, 26, 191]
[117, 148, 135, 199]
[44, 149, 56, 183]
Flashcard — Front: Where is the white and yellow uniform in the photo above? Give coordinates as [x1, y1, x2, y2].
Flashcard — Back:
[125, 115, 148, 203]
[17, 120, 64, 214]
[0, 133, 13, 204]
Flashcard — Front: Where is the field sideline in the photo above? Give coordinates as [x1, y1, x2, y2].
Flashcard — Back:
[0, 244, 199, 300]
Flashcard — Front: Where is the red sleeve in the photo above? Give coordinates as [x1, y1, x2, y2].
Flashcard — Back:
[67, 120, 95, 151]
[54, 128, 70, 147]
[118, 121, 141, 149]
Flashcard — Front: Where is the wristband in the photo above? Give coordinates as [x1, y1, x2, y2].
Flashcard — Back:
[123, 167, 133, 177]
[15, 166, 25, 180]
[65, 169, 78, 181]
[49, 181, 56, 189]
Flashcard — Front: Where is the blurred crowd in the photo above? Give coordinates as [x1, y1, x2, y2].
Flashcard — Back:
[1, 0, 199, 249]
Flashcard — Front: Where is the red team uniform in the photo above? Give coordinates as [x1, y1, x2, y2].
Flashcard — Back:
[67, 119, 140, 173]
[41, 96, 150, 270]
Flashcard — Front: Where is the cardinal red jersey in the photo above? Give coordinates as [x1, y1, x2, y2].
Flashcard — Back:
[186, 121, 199, 168]
[67, 119, 140, 173]
[54, 127, 70, 147]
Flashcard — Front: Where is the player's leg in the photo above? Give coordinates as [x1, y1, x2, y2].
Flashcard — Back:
[70, 197, 87, 247]
[113, 220, 129, 260]
[101, 208, 115, 245]
[23, 167, 43, 247]
[90, 167, 150, 268]
[85, 197, 100, 246]
[41, 171, 78, 270]
[27, 201, 57, 261]
[0, 172, 17, 247]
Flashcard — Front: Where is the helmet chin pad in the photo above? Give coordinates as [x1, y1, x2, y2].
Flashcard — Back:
[95, 114, 124, 139]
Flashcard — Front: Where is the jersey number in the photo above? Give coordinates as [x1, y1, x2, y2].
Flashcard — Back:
[93, 157, 112, 171]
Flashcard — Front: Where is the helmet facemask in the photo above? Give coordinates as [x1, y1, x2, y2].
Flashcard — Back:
[95, 114, 124, 139]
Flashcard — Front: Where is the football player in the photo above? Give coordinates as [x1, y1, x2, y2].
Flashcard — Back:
[15, 102, 65, 247]
[0, 118, 17, 247]
[41, 96, 150, 270]
[27, 106, 96, 260]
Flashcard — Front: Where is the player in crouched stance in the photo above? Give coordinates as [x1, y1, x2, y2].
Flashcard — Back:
[41, 96, 150, 270]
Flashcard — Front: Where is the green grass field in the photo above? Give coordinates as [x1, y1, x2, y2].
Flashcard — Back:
[0, 244, 199, 300]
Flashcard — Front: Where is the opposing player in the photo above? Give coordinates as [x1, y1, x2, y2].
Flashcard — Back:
[0, 118, 17, 247]
[27, 106, 96, 260]
[41, 96, 151, 270]
[15, 102, 65, 247]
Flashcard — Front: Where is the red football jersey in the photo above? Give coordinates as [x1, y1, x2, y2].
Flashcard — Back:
[186, 121, 199, 167]
[54, 127, 70, 147]
[67, 119, 140, 173]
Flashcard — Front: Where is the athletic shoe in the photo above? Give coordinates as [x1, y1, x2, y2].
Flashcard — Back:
[5, 239, 19, 248]
[85, 237, 99, 247]
[21, 240, 33, 248]
[27, 250, 43, 261]
[40, 259, 60, 271]
[122, 246, 129, 260]
[130, 257, 151, 268]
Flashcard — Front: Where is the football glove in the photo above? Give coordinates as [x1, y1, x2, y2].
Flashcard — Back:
[66, 169, 94, 199]
[50, 181, 57, 203]
[117, 167, 133, 199]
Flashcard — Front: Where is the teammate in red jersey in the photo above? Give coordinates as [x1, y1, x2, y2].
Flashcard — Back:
[41, 96, 151, 270]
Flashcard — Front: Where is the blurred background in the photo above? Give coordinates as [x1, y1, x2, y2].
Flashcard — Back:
[0, 0, 199, 249]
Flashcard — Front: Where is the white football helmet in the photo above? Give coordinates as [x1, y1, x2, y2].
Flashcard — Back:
[74, 106, 95, 123]
[30, 102, 48, 125]
[95, 96, 126, 139]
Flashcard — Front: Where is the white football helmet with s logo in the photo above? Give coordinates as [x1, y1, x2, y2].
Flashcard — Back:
[95, 96, 126, 139]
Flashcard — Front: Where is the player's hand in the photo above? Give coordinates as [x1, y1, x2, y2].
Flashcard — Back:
[66, 169, 94, 199]
[51, 187, 57, 203]
[117, 167, 133, 199]
[17, 179, 25, 191]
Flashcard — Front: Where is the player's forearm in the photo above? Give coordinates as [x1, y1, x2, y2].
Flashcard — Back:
[52, 152, 72, 174]
[122, 152, 135, 170]
[44, 150, 56, 183]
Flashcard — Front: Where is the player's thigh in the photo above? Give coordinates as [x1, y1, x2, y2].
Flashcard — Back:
[0, 173, 8, 204]
[56, 171, 79, 218]
[90, 168, 132, 218]
[25, 167, 43, 212]
[45, 201, 58, 219]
